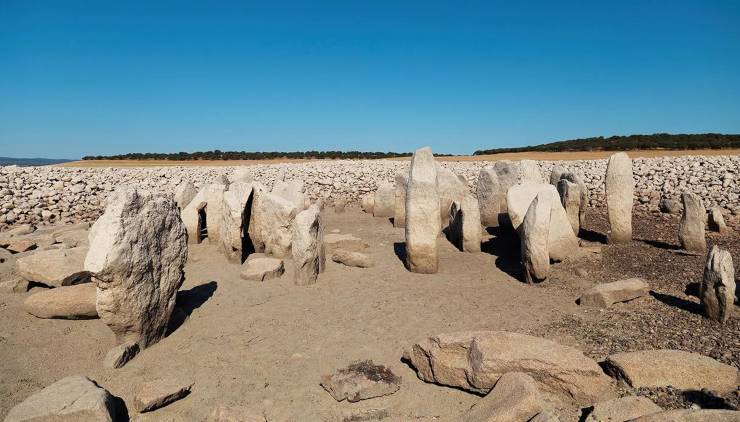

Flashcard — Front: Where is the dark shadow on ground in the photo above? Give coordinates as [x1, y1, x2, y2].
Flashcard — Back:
[579, 228, 607, 244]
[682, 389, 736, 410]
[685, 282, 701, 298]
[639, 238, 680, 250]
[168, 281, 218, 335]
[481, 226, 522, 280]
[650, 291, 703, 316]
[388, 217, 395, 226]
[393, 242, 406, 266]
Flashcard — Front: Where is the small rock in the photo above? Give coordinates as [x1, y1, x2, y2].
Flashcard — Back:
[332, 249, 373, 268]
[0, 276, 29, 293]
[208, 405, 266, 422]
[324, 233, 369, 252]
[240, 254, 285, 281]
[320, 360, 401, 403]
[104, 340, 140, 369]
[133, 378, 194, 413]
[462, 372, 545, 422]
[578, 278, 650, 308]
[585, 396, 663, 422]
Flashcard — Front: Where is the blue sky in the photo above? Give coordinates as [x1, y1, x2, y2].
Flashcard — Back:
[1, 1, 739, 158]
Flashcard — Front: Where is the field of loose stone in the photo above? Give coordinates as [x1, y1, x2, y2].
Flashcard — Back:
[0, 150, 738, 422]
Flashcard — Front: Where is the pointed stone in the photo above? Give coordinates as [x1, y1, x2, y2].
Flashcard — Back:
[605, 152, 633, 243]
[104, 340, 140, 369]
[701, 246, 735, 323]
[404, 147, 441, 274]
[133, 378, 193, 413]
[679, 192, 706, 252]
[521, 192, 551, 284]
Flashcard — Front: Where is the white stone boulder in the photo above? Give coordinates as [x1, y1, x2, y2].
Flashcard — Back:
[291, 205, 325, 285]
[373, 183, 395, 218]
[405, 147, 441, 274]
[248, 190, 297, 258]
[701, 246, 735, 323]
[174, 181, 197, 210]
[679, 192, 706, 252]
[181, 183, 226, 245]
[521, 192, 551, 284]
[240, 254, 284, 281]
[23, 283, 97, 319]
[394, 172, 409, 227]
[16, 247, 91, 287]
[272, 180, 306, 212]
[605, 152, 633, 243]
[448, 194, 482, 253]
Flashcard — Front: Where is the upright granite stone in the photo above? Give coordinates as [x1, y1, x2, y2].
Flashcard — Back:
[16, 247, 91, 287]
[219, 182, 254, 263]
[181, 183, 226, 245]
[448, 194, 482, 253]
[560, 172, 588, 232]
[521, 192, 551, 284]
[492, 160, 520, 226]
[437, 166, 467, 228]
[292, 205, 325, 285]
[557, 179, 582, 235]
[394, 172, 409, 228]
[85, 187, 187, 347]
[248, 190, 297, 258]
[405, 147, 441, 274]
[272, 180, 307, 212]
[549, 165, 566, 185]
[477, 167, 502, 227]
[708, 207, 728, 234]
[679, 192, 707, 252]
[373, 183, 395, 218]
[701, 246, 735, 323]
[520, 160, 544, 183]
[605, 152, 633, 243]
[173, 181, 197, 210]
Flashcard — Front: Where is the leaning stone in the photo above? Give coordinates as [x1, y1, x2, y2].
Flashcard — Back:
[631, 409, 740, 421]
[332, 249, 373, 268]
[603, 349, 738, 394]
[85, 187, 187, 348]
[240, 254, 284, 281]
[320, 360, 401, 403]
[403, 331, 613, 405]
[437, 166, 467, 228]
[405, 147, 441, 274]
[557, 179, 582, 235]
[372, 183, 395, 218]
[324, 233, 369, 252]
[23, 283, 97, 319]
[701, 246, 735, 323]
[219, 182, 254, 263]
[678, 192, 706, 252]
[291, 205, 325, 286]
[174, 181, 197, 210]
[208, 405, 266, 422]
[248, 190, 297, 258]
[585, 396, 662, 422]
[578, 278, 650, 308]
[5, 375, 120, 422]
[272, 180, 306, 212]
[521, 192, 551, 284]
[708, 207, 728, 233]
[394, 172, 409, 228]
[104, 340, 140, 369]
[477, 167, 502, 227]
[448, 194, 482, 253]
[133, 378, 194, 413]
[462, 372, 545, 422]
[605, 152, 633, 243]
[16, 247, 91, 287]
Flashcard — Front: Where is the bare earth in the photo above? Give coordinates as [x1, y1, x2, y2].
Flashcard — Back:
[0, 207, 737, 420]
[59, 149, 740, 167]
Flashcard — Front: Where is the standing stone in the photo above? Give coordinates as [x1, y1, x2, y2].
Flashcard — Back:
[292, 205, 325, 285]
[678, 192, 706, 252]
[361, 195, 374, 214]
[521, 192, 551, 284]
[437, 166, 466, 228]
[448, 194, 482, 253]
[701, 246, 735, 323]
[520, 160, 544, 183]
[181, 183, 226, 245]
[173, 181, 197, 210]
[557, 179, 582, 235]
[708, 207, 728, 234]
[85, 187, 187, 348]
[272, 180, 307, 212]
[393, 172, 409, 228]
[493, 161, 520, 226]
[605, 152, 633, 244]
[248, 189, 297, 258]
[560, 172, 588, 232]
[477, 167, 502, 227]
[23, 283, 98, 319]
[219, 182, 254, 263]
[549, 165, 567, 185]
[229, 167, 253, 184]
[373, 183, 395, 218]
[405, 147, 441, 274]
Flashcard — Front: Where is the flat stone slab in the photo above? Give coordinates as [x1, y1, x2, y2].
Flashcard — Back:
[323, 233, 369, 252]
[320, 360, 401, 402]
[16, 247, 90, 287]
[579, 278, 650, 308]
[23, 283, 98, 319]
[603, 349, 738, 394]
[585, 396, 662, 422]
[240, 254, 284, 281]
[631, 409, 740, 421]
[133, 378, 193, 413]
[5, 375, 119, 422]
[104, 340, 140, 369]
[462, 372, 545, 422]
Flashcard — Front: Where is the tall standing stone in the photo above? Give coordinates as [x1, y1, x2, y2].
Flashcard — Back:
[248, 189, 297, 258]
[174, 181, 197, 210]
[521, 192, 551, 284]
[561, 172, 588, 232]
[708, 207, 728, 234]
[272, 180, 307, 212]
[701, 246, 735, 323]
[605, 152, 633, 244]
[520, 160, 544, 183]
[436, 166, 466, 228]
[493, 161, 519, 226]
[405, 147, 441, 273]
[181, 183, 226, 245]
[557, 179, 582, 235]
[219, 182, 254, 263]
[477, 167, 502, 227]
[373, 183, 395, 218]
[448, 194, 482, 253]
[678, 192, 706, 252]
[85, 188, 187, 347]
[292, 205, 325, 286]
[394, 172, 409, 228]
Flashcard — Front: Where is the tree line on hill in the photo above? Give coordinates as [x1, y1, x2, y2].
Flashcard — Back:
[81, 150, 432, 161]
[473, 133, 740, 155]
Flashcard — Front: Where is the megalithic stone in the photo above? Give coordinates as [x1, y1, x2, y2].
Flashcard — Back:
[394, 172, 409, 228]
[605, 152, 633, 243]
[405, 147, 441, 274]
[679, 192, 707, 252]
[701, 246, 736, 323]
[521, 192, 551, 284]
[292, 204, 325, 286]
[557, 179, 582, 235]
[448, 194, 482, 253]
[477, 167, 501, 227]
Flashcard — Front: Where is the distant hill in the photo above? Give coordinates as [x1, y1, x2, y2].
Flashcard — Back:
[0, 157, 75, 166]
[474, 133, 740, 155]
[81, 150, 454, 161]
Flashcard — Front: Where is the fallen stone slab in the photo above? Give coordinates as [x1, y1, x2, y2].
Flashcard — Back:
[320, 360, 401, 403]
[403, 331, 613, 405]
[240, 254, 285, 281]
[631, 409, 740, 421]
[332, 249, 373, 268]
[4, 375, 120, 422]
[133, 378, 194, 413]
[701, 246, 735, 323]
[462, 372, 545, 422]
[52, 227, 90, 248]
[578, 278, 650, 308]
[584, 396, 662, 422]
[603, 349, 738, 394]
[16, 247, 90, 287]
[323, 233, 369, 252]
[104, 340, 140, 369]
[4, 238, 39, 253]
[23, 283, 98, 319]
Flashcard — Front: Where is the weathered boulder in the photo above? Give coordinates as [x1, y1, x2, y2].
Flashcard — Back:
[632, 409, 740, 422]
[477, 167, 502, 227]
[491, 161, 519, 226]
[372, 183, 395, 218]
[701, 246, 735, 323]
[104, 340, 140, 369]
[605, 152, 633, 244]
[585, 396, 662, 422]
[403, 331, 614, 405]
[23, 283, 97, 319]
[272, 180, 306, 212]
[462, 372, 545, 422]
[361, 195, 374, 214]
[16, 247, 91, 287]
[181, 183, 226, 245]
[5, 376, 120, 422]
[240, 254, 285, 281]
[557, 179, 582, 235]
[405, 147, 441, 273]
[219, 182, 254, 263]
[679, 192, 707, 252]
[549, 165, 566, 186]
[448, 194, 482, 253]
[560, 172, 588, 232]
[320, 360, 401, 403]
[248, 190, 297, 258]
[85, 187, 187, 348]
[708, 206, 728, 233]
[578, 278, 650, 308]
[437, 166, 467, 228]
[229, 167, 253, 184]
[332, 248, 373, 268]
[174, 181, 197, 210]
[133, 378, 193, 413]
[506, 183, 578, 262]
[519, 160, 544, 183]
[521, 192, 551, 284]
[603, 349, 738, 394]
[394, 172, 409, 228]
[292, 205, 325, 285]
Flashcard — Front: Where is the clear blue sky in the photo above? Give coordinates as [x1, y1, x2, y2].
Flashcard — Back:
[1, 1, 739, 158]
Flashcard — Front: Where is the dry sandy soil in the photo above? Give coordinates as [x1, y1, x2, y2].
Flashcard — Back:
[0, 208, 737, 421]
[59, 149, 740, 167]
